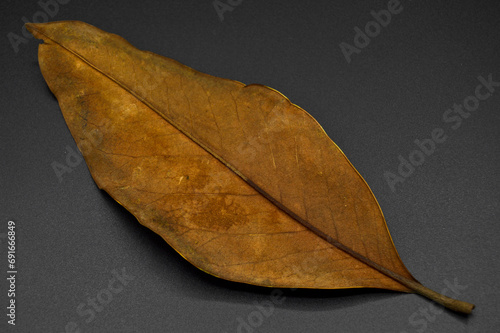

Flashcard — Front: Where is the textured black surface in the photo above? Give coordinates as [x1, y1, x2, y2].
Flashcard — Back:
[1, 0, 499, 332]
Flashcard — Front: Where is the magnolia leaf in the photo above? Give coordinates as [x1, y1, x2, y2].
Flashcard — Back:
[27, 21, 474, 314]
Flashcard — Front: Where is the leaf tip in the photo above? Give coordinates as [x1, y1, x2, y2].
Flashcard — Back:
[25, 21, 57, 41]
[24, 22, 42, 39]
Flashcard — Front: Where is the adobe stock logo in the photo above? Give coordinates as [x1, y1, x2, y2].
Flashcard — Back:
[339, 0, 404, 64]
[384, 74, 498, 192]
[62, 268, 135, 333]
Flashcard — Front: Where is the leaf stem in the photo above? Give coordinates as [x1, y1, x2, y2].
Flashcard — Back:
[404, 279, 475, 314]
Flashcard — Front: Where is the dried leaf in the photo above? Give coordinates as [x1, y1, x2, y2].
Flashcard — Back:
[27, 21, 474, 313]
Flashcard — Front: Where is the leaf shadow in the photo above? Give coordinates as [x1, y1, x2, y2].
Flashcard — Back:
[30, 59, 56, 99]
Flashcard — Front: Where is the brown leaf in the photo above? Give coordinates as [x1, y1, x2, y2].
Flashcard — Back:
[27, 21, 474, 314]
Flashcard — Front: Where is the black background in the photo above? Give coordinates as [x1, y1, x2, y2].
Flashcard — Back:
[1, 0, 499, 332]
